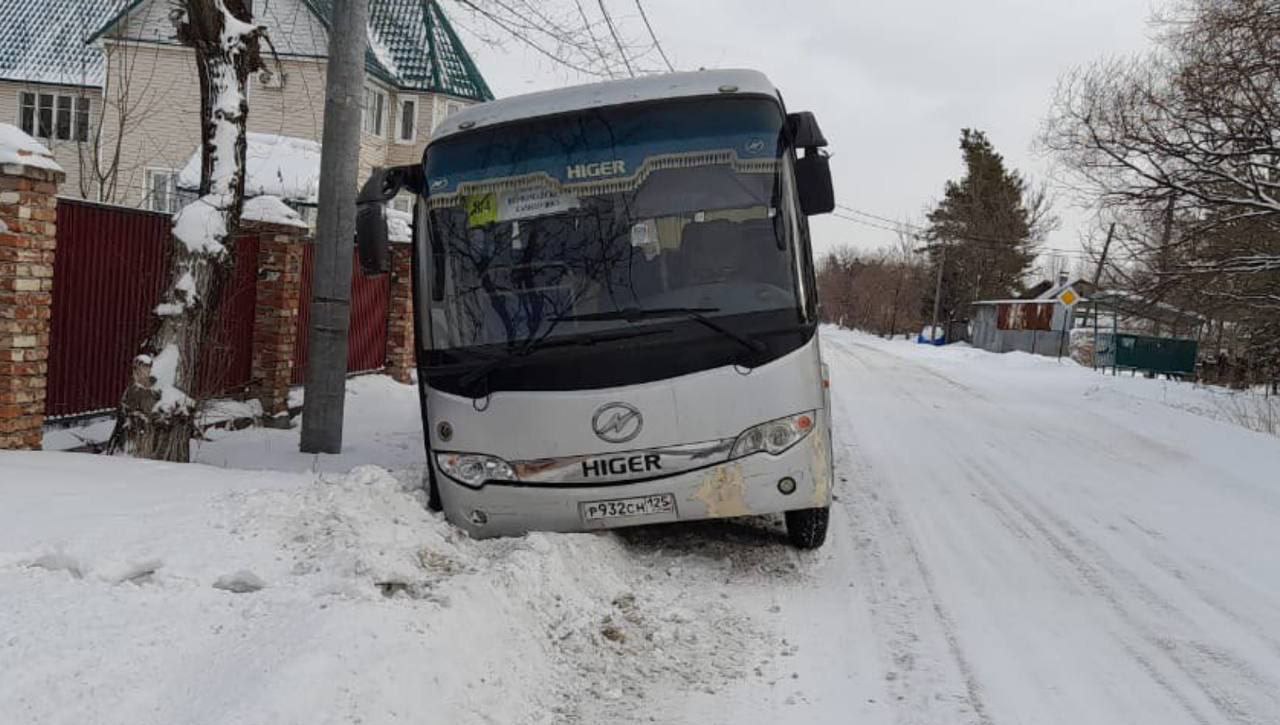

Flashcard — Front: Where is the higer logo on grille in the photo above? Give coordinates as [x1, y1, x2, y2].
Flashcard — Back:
[592, 402, 643, 444]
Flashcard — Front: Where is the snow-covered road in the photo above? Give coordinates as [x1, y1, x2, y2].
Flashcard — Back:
[803, 331, 1280, 724]
[3, 329, 1279, 724]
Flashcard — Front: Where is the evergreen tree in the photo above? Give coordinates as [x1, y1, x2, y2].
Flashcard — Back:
[924, 129, 1050, 321]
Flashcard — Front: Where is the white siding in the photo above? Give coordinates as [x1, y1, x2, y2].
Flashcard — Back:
[0, 80, 104, 200]
[109, 0, 180, 44]
[256, 0, 329, 57]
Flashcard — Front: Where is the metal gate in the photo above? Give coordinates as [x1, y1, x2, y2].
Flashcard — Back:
[291, 246, 391, 385]
[47, 199, 259, 419]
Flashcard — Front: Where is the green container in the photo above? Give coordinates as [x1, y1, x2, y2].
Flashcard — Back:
[1114, 334, 1198, 376]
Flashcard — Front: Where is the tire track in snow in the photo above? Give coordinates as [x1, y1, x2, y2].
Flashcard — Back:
[826, 339, 994, 725]
[973, 469, 1278, 725]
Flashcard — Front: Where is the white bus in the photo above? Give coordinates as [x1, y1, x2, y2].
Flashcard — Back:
[357, 69, 837, 548]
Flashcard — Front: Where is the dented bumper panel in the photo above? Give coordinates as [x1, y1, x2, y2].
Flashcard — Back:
[437, 418, 834, 538]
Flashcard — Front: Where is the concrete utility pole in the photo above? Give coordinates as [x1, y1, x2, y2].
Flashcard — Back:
[301, 0, 369, 454]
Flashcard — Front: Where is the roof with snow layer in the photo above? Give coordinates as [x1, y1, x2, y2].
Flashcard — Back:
[85, 0, 491, 100]
[0, 0, 125, 87]
[177, 133, 322, 205]
[302, 0, 493, 101]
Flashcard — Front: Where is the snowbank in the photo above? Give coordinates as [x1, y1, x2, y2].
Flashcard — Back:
[0, 452, 778, 724]
[178, 133, 321, 204]
[0, 123, 62, 172]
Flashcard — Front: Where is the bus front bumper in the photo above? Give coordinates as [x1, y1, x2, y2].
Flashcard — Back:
[435, 427, 834, 539]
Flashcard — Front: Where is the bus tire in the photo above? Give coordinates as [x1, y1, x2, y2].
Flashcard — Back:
[426, 468, 443, 512]
[785, 507, 829, 549]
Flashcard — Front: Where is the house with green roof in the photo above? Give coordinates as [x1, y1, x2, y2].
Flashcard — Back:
[0, 0, 492, 213]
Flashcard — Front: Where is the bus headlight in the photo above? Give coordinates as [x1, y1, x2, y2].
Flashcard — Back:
[435, 452, 517, 488]
[730, 412, 816, 459]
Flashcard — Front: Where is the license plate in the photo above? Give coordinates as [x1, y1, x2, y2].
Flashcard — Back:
[581, 493, 676, 521]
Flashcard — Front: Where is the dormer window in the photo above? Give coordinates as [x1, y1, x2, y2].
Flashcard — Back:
[362, 86, 387, 137]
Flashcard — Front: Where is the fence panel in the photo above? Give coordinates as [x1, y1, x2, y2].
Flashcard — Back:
[48, 200, 262, 419]
[194, 234, 260, 399]
[47, 201, 172, 418]
[292, 247, 390, 385]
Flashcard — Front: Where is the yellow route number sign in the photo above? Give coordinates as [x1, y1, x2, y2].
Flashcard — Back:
[465, 193, 498, 228]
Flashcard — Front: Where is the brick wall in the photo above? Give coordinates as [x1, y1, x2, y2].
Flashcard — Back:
[248, 221, 310, 421]
[386, 242, 415, 384]
[0, 143, 64, 449]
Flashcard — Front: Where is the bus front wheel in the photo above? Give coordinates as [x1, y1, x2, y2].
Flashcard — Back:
[785, 507, 829, 549]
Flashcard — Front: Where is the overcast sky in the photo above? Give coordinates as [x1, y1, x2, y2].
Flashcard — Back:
[462, 0, 1159, 266]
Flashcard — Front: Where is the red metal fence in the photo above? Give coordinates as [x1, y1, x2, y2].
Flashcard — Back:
[47, 200, 260, 418]
[291, 246, 391, 385]
[47, 201, 171, 418]
[48, 199, 391, 419]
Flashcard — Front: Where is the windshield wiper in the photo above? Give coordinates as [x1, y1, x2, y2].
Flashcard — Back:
[555, 307, 767, 354]
[441, 326, 674, 388]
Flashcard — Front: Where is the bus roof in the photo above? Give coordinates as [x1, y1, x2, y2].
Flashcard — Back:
[431, 69, 778, 143]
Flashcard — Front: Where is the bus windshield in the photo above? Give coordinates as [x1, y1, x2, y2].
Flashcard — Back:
[421, 97, 803, 351]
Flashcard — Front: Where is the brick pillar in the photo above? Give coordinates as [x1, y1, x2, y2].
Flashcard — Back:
[0, 128, 64, 450]
[385, 242, 415, 384]
[249, 221, 309, 423]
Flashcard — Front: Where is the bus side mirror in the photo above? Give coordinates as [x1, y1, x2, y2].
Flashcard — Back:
[356, 168, 394, 275]
[796, 152, 834, 216]
[787, 112, 828, 149]
[355, 165, 424, 275]
[787, 112, 834, 216]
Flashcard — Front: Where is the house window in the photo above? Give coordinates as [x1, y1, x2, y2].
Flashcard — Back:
[397, 97, 417, 143]
[38, 94, 53, 138]
[76, 97, 91, 141]
[19, 93, 35, 136]
[363, 86, 386, 136]
[18, 91, 90, 142]
[145, 169, 184, 214]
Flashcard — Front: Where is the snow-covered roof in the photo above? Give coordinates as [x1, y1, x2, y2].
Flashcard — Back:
[0, 123, 64, 173]
[1036, 277, 1089, 301]
[242, 195, 309, 229]
[0, 0, 123, 86]
[432, 69, 779, 142]
[177, 134, 321, 205]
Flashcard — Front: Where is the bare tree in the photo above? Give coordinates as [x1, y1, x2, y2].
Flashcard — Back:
[1042, 0, 1280, 387]
[817, 237, 929, 337]
[111, 0, 266, 461]
[449, 0, 675, 78]
[1043, 0, 1280, 275]
[79, 24, 173, 204]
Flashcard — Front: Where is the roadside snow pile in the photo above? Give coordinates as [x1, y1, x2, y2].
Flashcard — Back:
[178, 133, 321, 204]
[0, 122, 62, 172]
[0, 452, 778, 725]
[834, 327, 1277, 438]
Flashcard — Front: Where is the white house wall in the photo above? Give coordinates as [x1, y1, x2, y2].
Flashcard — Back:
[0, 79, 103, 200]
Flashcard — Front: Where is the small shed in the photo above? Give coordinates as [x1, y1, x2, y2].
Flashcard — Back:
[969, 277, 1092, 357]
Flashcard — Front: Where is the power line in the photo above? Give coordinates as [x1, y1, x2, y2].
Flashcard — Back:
[829, 205, 1145, 262]
[634, 0, 674, 72]
[596, 0, 635, 78]
[575, 0, 615, 79]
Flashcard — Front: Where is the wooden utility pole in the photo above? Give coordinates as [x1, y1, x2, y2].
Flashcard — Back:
[300, 0, 368, 454]
[1092, 222, 1116, 286]
[929, 243, 947, 341]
